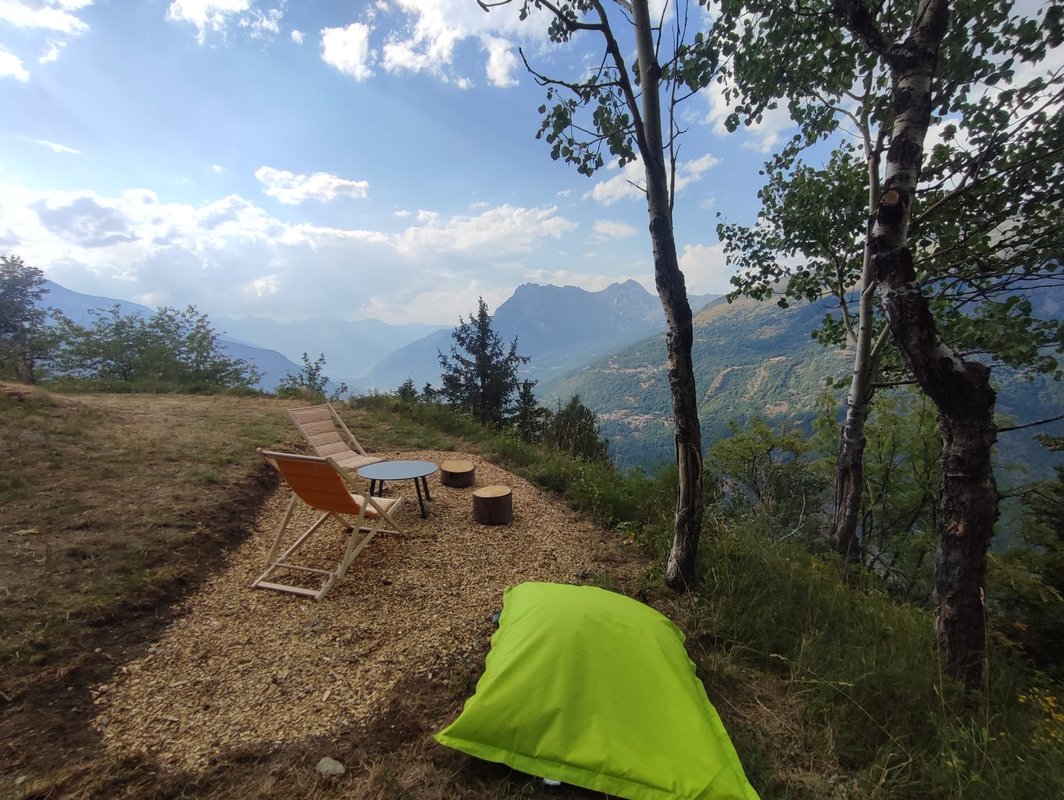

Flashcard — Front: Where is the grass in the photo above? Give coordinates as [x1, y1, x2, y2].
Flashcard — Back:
[0, 389, 303, 677]
[2, 385, 1062, 799]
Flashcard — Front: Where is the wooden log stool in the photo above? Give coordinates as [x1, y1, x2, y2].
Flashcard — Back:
[473, 485, 513, 525]
[440, 459, 476, 488]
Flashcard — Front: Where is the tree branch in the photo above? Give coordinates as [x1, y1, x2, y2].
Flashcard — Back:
[998, 413, 1064, 435]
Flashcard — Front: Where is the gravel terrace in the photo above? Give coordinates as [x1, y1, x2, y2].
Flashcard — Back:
[91, 450, 629, 771]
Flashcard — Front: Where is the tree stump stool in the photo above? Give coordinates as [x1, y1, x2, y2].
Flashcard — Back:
[440, 459, 476, 488]
[473, 485, 513, 525]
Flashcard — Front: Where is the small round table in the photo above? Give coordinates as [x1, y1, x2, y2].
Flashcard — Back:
[357, 460, 438, 518]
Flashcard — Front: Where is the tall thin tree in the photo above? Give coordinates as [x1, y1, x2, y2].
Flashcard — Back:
[484, 0, 716, 589]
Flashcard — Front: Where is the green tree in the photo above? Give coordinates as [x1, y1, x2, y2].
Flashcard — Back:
[712, 0, 1062, 687]
[396, 377, 419, 403]
[709, 418, 827, 541]
[814, 389, 942, 599]
[543, 394, 610, 462]
[276, 352, 329, 401]
[57, 305, 141, 381]
[438, 297, 528, 426]
[56, 304, 258, 390]
[0, 255, 57, 384]
[511, 379, 549, 443]
[488, 0, 719, 591]
[987, 435, 1064, 678]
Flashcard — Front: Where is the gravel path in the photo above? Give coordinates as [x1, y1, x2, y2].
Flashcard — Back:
[92, 450, 625, 770]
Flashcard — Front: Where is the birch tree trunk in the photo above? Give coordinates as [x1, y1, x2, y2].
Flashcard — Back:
[831, 259, 879, 562]
[632, 0, 704, 590]
[842, 0, 998, 687]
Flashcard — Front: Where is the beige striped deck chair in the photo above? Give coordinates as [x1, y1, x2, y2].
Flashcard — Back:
[253, 449, 404, 600]
[288, 403, 382, 471]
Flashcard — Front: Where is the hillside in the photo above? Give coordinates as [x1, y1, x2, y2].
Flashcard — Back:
[543, 295, 850, 468]
[543, 294, 1064, 474]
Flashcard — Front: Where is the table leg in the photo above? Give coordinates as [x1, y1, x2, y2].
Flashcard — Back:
[421, 475, 432, 501]
[414, 478, 428, 518]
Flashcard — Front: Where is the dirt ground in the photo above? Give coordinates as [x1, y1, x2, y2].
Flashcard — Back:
[86, 450, 641, 775]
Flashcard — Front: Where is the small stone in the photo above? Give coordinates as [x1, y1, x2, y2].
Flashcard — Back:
[15, 775, 28, 786]
[315, 757, 345, 777]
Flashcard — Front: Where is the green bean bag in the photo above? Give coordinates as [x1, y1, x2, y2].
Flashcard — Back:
[435, 582, 760, 800]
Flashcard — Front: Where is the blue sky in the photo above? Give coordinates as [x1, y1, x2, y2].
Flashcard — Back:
[0, 1, 796, 325]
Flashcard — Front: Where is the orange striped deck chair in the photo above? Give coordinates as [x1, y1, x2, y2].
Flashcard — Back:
[253, 449, 404, 600]
[287, 403, 382, 472]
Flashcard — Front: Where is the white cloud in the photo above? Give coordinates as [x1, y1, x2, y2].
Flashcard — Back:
[396, 204, 576, 256]
[674, 153, 722, 193]
[246, 274, 280, 297]
[35, 138, 80, 154]
[0, 48, 30, 81]
[2, 181, 580, 324]
[704, 78, 794, 153]
[0, 0, 92, 34]
[378, 0, 548, 85]
[585, 151, 723, 206]
[321, 22, 373, 80]
[590, 219, 637, 242]
[678, 243, 734, 294]
[239, 4, 281, 39]
[39, 41, 64, 63]
[254, 166, 370, 205]
[679, 153, 720, 179]
[211, 163, 223, 173]
[482, 35, 518, 88]
[166, 0, 285, 44]
[379, 0, 470, 78]
[167, 0, 249, 42]
[290, 28, 303, 44]
[585, 159, 646, 205]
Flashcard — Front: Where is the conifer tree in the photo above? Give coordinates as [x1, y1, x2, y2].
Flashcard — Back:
[438, 297, 528, 426]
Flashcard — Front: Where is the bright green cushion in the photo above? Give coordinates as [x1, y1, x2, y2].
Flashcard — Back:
[434, 582, 760, 800]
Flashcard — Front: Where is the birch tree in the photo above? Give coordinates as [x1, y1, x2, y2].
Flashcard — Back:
[713, 0, 1063, 686]
[482, 0, 719, 589]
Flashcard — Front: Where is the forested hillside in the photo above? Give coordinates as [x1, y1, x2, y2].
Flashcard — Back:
[544, 293, 1064, 475]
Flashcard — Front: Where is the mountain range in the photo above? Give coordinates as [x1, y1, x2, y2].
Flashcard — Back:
[359, 280, 720, 391]
[39, 279, 1060, 478]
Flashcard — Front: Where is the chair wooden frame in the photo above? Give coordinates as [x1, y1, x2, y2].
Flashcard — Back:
[253, 449, 404, 600]
[287, 403, 382, 472]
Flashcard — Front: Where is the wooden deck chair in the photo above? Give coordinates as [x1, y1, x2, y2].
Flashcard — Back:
[253, 449, 404, 600]
[287, 403, 382, 472]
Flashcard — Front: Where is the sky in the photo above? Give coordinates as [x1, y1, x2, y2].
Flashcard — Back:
[1, 1, 804, 325]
